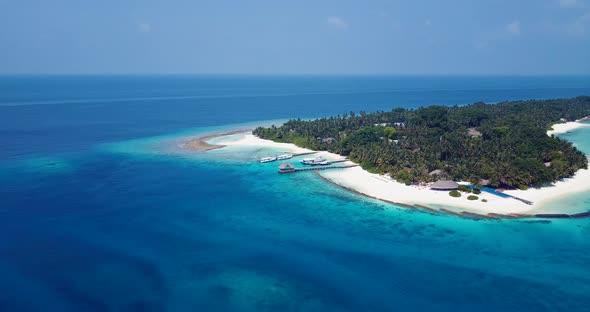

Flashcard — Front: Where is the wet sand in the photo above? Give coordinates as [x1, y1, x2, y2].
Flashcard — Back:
[182, 129, 252, 151]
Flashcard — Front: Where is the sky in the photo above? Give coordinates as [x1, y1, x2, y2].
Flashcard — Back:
[0, 0, 589, 75]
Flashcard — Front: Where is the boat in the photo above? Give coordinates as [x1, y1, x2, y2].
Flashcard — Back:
[259, 156, 277, 163]
[276, 153, 293, 160]
[300, 157, 317, 164]
[301, 156, 329, 165]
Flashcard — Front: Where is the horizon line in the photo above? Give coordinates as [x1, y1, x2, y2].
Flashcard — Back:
[1, 73, 590, 77]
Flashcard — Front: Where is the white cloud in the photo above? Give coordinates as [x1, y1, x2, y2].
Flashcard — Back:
[326, 16, 349, 29]
[137, 23, 152, 33]
[505, 21, 521, 35]
[558, 0, 583, 8]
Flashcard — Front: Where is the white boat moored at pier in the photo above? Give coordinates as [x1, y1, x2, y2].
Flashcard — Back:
[301, 156, 330, 165]
[259, 156, 277, 163]
[276, 154, 293, 160]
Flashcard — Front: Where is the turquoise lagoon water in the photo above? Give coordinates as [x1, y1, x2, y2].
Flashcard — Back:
[1, 76, 590, 311]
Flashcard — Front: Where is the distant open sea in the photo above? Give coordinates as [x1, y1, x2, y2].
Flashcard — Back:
[1, 75, 590, 311]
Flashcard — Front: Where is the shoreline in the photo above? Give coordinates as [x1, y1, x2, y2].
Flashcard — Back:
[547, 118, 590, 136]
[190, 121, 590, 218]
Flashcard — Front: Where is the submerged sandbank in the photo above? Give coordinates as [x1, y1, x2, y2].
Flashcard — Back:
[182, 129, 252, 151]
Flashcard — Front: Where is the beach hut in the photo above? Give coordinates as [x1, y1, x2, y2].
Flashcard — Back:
[278, 163, 296, 174]
[431, 180, 459, 190]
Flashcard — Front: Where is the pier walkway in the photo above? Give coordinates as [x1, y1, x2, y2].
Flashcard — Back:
[292, 164, 358, 172]
[292, 152, 317, 156]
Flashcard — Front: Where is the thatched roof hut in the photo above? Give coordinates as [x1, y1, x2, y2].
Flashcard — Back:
[431, 180, 459, 190]
[278, 163, 295, 173]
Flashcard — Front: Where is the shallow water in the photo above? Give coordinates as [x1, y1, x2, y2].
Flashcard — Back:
[1, 76, 590, 311]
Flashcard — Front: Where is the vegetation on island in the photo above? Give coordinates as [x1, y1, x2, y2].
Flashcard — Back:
[458, 185, 472, 193]
[449, 190, 461, 198]
[254, 96, 590, 189]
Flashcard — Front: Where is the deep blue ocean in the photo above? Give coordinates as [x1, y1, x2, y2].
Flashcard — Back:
[1, 75, 590, 311]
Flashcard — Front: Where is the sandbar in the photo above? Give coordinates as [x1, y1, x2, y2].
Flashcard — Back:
[182, 129, 252, 151]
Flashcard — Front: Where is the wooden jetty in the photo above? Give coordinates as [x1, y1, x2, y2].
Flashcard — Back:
[280, 164, 358, 173]
[292, 152, 317, 156]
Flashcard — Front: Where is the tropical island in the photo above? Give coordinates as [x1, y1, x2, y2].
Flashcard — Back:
[254, 96, 590, 190]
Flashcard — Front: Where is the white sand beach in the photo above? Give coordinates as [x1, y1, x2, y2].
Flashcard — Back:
[213, 132, 345, 160]
[502, 166, 590, 209]
[213, 133, 313, 154]
[319, 167, 534, 214]
[206, 126, 590, 216]
[547, 119, 590, 136]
